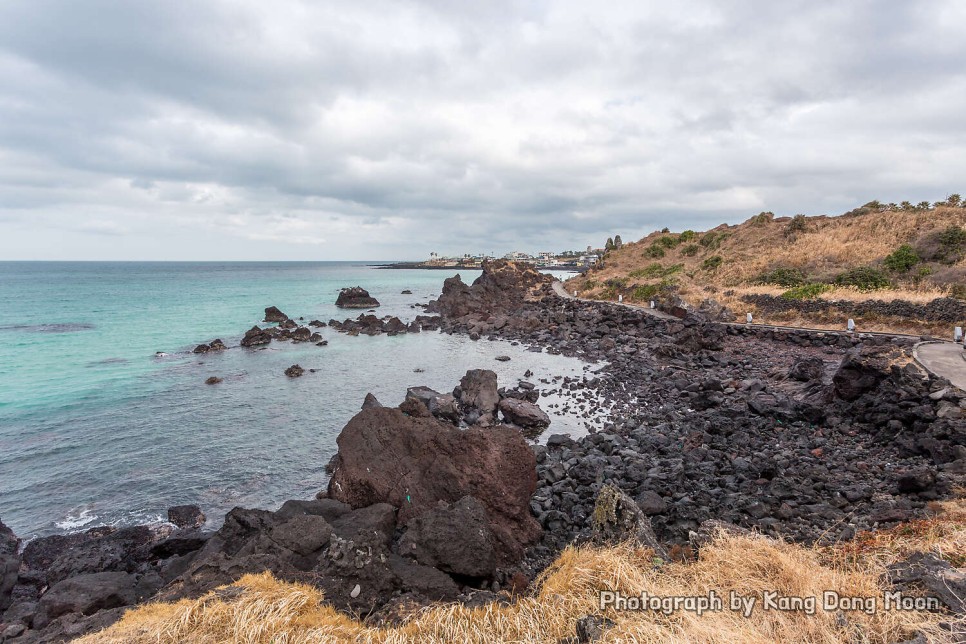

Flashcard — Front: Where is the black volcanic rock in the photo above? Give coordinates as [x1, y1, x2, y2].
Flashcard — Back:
[336, 287, 380, 309]
[167, 505, 206, 529]
[284, 364, 305, 378]
[240, 326, 272, 347]
[264, 306, 288, 323]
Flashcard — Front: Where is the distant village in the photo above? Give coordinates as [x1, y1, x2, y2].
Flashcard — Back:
[420, 246, 606, 270]
[381, 236, 626, 271]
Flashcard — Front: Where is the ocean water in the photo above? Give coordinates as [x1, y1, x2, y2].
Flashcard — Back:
[0, 262, 595, 538]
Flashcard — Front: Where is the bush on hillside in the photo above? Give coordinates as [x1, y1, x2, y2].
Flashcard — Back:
[750, 211, 773, 225]
[643, 245, 666, 259]
[784, 214, 808, 237]
[883, 244, 920, 272]
[756, 267, 807, 287]
[679, 230, 697, 242]
[781, 283, 833, 300]
[834, 266, 890, 291]
[629, 263, 683, 279]
[916, 225, 966, 264]
[680, 243, 700, 257]
[702, 255, 723, 271]
[699, 231, 728, 250]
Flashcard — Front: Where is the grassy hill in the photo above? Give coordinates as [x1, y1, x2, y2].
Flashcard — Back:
[566, 201, 966, 335]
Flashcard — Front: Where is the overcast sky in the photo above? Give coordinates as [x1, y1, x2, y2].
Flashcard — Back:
[1, 1, 964, 260]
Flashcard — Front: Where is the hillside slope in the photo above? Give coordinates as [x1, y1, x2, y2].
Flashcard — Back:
[567, 203, 966, 335]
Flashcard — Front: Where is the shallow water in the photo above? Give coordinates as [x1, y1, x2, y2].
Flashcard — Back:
[0, 262, 593, 537]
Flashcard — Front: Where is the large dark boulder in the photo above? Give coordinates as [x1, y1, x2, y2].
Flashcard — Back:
[336, 287, 380, 309]
[327, 407, 541, 563]
[498, 398, 551, 431]
[37, 572, 137, 621]
[264, 306, 288, 323]
[590, 485, 668, 560]
[788, 357, 824, 382]
[397, 496, 496, 579]
[455, 369, 500, 424]
[240, 326, 272, 347]
[832, 348, 889, 401]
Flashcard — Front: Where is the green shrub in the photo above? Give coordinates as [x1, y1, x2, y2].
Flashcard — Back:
[938, 225, 966, 249]
[629, 263, 683, 279]
[750, 211, 773, 225]
[604, 277, 628, 289]
[756, 267, 807, 287]
[679, 230, 697, 242]
[632, 284, 660, 301]
[680, 244, 700, 257]
[702, 255, 723, 271]
[781, 283, 833, 300]
[643, 245, 666, 259]
[700, 231, 729, 250]
[834, 266, 890, 290]
[654, 235, 680, 249]
[883, 244, 920, 272]
[784, 214, 808, 237]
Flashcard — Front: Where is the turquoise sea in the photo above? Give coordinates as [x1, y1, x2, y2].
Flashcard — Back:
[0, 262, 592, 538]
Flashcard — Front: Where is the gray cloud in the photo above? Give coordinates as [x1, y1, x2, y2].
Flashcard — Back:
[0, 0, 964, 260]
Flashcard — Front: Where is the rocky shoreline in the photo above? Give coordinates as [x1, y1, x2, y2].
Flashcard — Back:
[2, 260, 964, 642]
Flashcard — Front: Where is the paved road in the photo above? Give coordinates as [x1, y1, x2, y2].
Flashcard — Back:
[553, 280, 966, 391]
[915, 342, 966, 391]
[551, 280, 676, 320]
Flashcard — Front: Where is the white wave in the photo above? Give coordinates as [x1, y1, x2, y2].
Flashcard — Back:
[55, 505, 98, 532]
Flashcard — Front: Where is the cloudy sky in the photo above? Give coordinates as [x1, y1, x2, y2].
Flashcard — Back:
[1, 1, 964, 260]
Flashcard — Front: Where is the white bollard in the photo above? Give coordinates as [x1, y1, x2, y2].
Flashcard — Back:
[574, 290, 577, 298]
[618, 294, 623, 303]
[955, 326, 963, 342]
[847, 319, 855, 332]
[746, 313, 753, 324]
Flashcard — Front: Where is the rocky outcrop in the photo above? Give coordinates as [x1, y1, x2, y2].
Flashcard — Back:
[427, 260, 553, 321]
[326, 406, 541, 563]
[832, 348, 890, 401]
[264, 306, 289, 323]
[397, 496, 497, 578]
[498, 398, 551, 432]
[336, 287, 380, 309]
[455, 369, 500, 424]
[328, 314, 420, 336]
[240, 326, 272, 347]
[193, 339, 226, 354]
[2, 521, 206, 641]
[1, 518, 19, 612]
[284, 364, 305, 378]
[168, 505, 205, 530]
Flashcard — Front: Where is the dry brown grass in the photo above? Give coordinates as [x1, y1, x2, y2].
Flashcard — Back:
[569, 207, 966, 335]
[78, 499, 965, 644]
